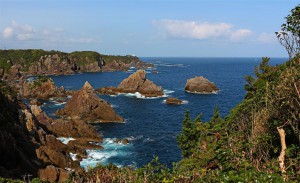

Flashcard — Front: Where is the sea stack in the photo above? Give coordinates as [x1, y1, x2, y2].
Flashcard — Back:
[56, 81, 124, 122]
[185, 76, 219, 94]
[98, 69, 164, 97]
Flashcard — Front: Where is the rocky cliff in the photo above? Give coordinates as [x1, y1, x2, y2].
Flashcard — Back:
[0, 49, 152, 80]
[0, 81, 102, 181]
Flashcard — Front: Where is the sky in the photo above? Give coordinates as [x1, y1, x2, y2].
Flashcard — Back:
[0, 0, 299, 57]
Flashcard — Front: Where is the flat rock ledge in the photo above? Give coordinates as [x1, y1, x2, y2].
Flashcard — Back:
[165, 97, 183, 105]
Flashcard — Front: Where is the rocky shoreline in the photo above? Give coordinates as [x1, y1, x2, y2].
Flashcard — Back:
[0, 50, 220, 181]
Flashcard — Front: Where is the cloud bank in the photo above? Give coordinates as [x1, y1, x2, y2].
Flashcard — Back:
[153, 19, 252, 41]
[1, 21, 98, 44]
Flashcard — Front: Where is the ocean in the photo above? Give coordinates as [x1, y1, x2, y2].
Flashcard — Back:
[43, 57, 287, 169]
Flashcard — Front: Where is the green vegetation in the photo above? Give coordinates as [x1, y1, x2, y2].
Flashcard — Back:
[0, 49, 64, 72]
[68, 5, 300, 182]
[0, 49, 139, 74]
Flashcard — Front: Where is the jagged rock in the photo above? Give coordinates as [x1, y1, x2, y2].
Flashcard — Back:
[50, 118, 102, 140]
[98, 70, 164, 97]
[20, 77, 66, 99]
[185, 76, 219, 94]
[39, 165, 69, 182]
[56, 81, 124, 123]
[165, 98, 183, 105]
[6, 65, 21, 80]
[113, 138, 129, 145]
[30, 99, 43, 106]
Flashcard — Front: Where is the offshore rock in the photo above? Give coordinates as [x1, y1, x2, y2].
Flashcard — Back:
[185, 76, 219, 94]
[165, 97, 183, 105]
[56, 81, 124, 122]
[98, 70, 164, 97]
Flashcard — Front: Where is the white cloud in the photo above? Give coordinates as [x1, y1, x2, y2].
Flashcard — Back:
[153, 19, 252, 41]
[230, 29, 253, 41]
[2, 27, 14, 39]
[2, 20, 34, 40]
[1, 21, 99, 47]
[258, 32, 277, 43]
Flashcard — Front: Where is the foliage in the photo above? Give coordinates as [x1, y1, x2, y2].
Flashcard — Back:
[276, 4, 300, 59]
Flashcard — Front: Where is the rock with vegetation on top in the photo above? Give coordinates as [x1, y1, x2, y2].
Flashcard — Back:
[56, 81, 124, 122]
[185, 76, 219, 94]
[19, 76, 66, 99]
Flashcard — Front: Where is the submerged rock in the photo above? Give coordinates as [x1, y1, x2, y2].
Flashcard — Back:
[56, 81, 124, 122]
[98, 70, 164, 97]
[165, 97, 183, 105]
[185, 76, 219, 94]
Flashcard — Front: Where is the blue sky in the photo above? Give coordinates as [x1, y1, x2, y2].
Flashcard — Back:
[0, 0, 298, 57]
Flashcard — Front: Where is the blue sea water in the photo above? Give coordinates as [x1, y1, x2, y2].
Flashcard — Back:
[44, 57, 286, 169]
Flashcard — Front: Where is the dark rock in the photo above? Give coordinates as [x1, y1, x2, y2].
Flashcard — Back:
[185, 76, 219, 94]
[165, 98, 183, 105]
[113, 138, 130, 145]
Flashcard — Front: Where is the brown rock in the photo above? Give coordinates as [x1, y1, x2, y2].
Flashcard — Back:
[185, 76, 219, 94]
[39, 165, 69, 182]
[20, 77, 65, 99]
[30, 99, 43, 106]
[98, 70, 164, 97]
[50, 118, 102, 140]
[165, 98, 183, 105]
[137, 79, 164, 97]
[113, 138, 129, 145]
[118, 70, 147, 92]
[6, 65, 21, 80]
[39, 165, 58, 182]
[56, 81, 124, 123]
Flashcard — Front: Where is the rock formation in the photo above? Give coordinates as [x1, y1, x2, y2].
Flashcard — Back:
[185, 76, 219, 94]
[97, 70, 164, 97]
[0, 81, 104, 181]
[19, 76, 66, 99]
[56, 81, 124, 122]
[165, 97, 183, 105]
[0, 49, 153, 80]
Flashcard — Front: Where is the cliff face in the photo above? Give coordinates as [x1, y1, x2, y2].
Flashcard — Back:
[0, 49, 152, 79]
[0, 81, 102, 181]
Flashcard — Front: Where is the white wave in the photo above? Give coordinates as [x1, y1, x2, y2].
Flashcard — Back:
[57, 137, 75, 144]
[127, 135, 143, 141]
[130, 66, 135, 69]
[80, 138, 132, 170]
[70, 153, 77, 161]
[143, 137, 154, 142]
[182, 100, 189, 104]
[110, 104, 118, 108]
[54, 101, 67, 106]
[163, 89, 175, 94]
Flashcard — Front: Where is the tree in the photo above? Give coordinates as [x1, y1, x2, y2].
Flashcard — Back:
[177, 111, 202, 157]
[276, 4, 300, 60]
